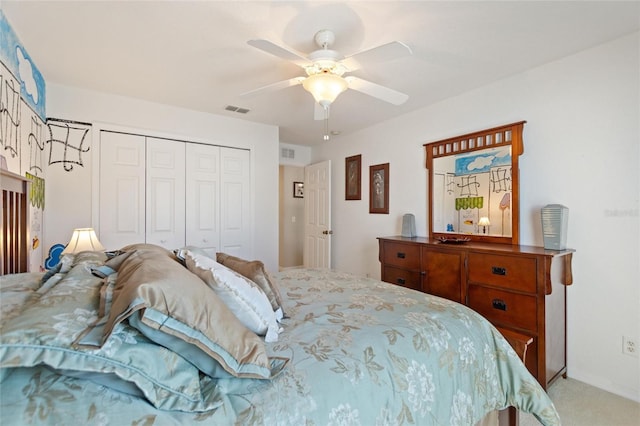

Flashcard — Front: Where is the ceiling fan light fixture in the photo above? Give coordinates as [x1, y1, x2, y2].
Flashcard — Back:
[302, 73, 348, 107]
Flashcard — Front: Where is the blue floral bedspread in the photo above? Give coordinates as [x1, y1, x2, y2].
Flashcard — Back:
[0, 265, 560, 425]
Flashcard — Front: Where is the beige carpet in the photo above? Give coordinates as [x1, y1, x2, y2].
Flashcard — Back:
[519, 378, 640, 425]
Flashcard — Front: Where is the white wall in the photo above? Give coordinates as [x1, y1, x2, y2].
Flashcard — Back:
[44, 84, 280, 271]
[312, 33, 640, 401]
[279, 142, 311, 166]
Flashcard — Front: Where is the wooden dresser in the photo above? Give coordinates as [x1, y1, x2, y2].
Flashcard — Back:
[378, 235, 574, 389]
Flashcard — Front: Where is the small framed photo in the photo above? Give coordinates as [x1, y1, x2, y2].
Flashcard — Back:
[293, 181, 304, 198]
[345, 154, 362, 200]
[369, 163, 389, 214]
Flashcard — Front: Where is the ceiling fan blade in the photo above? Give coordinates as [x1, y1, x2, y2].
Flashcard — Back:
[345, 76, 409, 105]
[247, 39, 311, 68]
[240, 77, 305, 98]
[342, 41, 412, 72]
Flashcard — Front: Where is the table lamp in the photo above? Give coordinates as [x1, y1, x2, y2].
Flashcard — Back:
[478, 217, 491, 234]
[61, 228, 105, 254]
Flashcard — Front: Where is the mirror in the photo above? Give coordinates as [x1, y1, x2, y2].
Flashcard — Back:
[424, 121, 526, 244]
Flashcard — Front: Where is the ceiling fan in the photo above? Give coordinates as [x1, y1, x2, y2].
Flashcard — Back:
[242, 30, 413, 117]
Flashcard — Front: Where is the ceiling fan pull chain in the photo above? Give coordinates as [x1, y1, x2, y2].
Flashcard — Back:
[324, 105, 330, 141]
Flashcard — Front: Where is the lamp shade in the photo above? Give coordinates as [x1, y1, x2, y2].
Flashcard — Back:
[302, 73, 348, 107]
[478, 217, 491, 226]
[62, 228, 105, 254]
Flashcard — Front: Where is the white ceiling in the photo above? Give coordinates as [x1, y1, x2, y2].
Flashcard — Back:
[3, 1, 639, 146]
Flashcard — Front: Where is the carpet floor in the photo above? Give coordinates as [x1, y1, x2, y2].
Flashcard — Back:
[519, 377, 640, 425]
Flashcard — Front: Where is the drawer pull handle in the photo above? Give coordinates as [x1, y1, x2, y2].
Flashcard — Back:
[492, 298, 507, 311]
[492, 266, 507, 276]
[397, 252, 406, 259]
[396, 278, 406, 285]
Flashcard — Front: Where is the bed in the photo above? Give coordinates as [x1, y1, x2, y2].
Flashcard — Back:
[0, 245, 559, 425]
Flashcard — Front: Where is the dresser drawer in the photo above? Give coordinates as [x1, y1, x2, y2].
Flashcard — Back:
[381, 242, 421, 270]
[382, 266, 422, 291]
[468, 253, 536, 292]
[468, 285, 537, 332]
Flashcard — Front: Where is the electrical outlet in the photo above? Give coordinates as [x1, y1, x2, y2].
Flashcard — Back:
[622, 336, 638, 357]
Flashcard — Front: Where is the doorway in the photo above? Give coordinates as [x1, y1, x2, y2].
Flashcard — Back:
[278, 165, 304, 269]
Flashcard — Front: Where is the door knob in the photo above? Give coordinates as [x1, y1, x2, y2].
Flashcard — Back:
[322, 230, 333, 235]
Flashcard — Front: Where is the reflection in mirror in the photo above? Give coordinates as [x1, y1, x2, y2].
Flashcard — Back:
[425, 121, 525, 244]
[432, 145, 512, 237]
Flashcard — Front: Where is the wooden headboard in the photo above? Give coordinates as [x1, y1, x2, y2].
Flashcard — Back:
[1, 169, 30, 274]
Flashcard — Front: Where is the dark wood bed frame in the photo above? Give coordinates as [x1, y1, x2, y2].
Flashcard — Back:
[1, 169, 30, 275]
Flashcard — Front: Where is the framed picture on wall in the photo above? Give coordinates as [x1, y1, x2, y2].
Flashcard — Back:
[369, 163, 389, 214]
[345, 154, 361, 200]
[293, 181, 304, 198]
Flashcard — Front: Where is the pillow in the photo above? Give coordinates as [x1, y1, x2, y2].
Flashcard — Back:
[102, 249, 136, 270]
[70, 250, 109, 268]
[0, 261, 222, 412]
[103, 249, 274, 379]
[1, 272, 46, 326]
[40, 261, 62, 284]
[39, 253, 76, 287]
[40, 251, 108, 288]
[98, 272, 118, 318]
[216, 252, 286, 317]
[184, 251, 281, 343]
[174, 245, 214, 265]
[119, 243, 178, 260]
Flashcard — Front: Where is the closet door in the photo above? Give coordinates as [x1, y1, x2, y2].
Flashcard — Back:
[146, 137, 186, 250]
[220, 147, 251, 258]
[99, 132, 146, 249]
[185, 143, 220, 255]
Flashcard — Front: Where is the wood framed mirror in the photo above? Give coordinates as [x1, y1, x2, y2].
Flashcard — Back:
[424, 121, 526, 244]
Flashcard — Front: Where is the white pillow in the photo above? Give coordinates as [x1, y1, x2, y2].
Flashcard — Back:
[184, 250, 281, 342]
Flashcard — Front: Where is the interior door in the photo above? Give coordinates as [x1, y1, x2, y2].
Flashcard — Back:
[303, 160, 331, 268]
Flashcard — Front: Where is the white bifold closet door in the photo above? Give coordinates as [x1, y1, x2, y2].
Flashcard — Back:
[145, 137, 186, 250]
[185, 143, 219, 255]
[98, 132, 146, 249]
[185, 144, 251, 257]
[219, 147, 251, 257]
[98, 131, 251, 257]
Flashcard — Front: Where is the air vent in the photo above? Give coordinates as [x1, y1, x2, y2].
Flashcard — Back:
[281, 148, 295, 159]
[224, 105, 250, 114]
